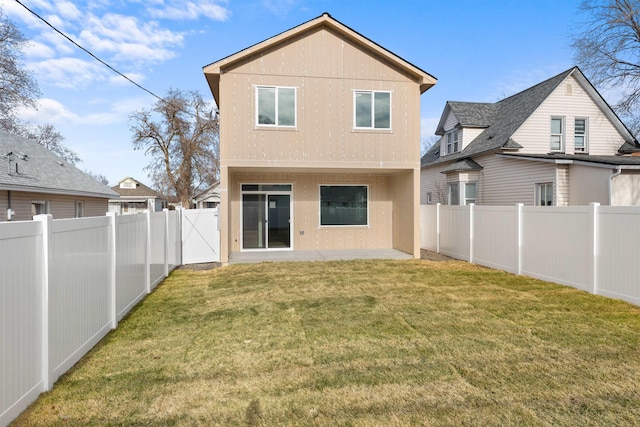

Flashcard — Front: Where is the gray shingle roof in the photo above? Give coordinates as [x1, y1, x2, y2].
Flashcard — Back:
[501, 152, 640, 166]
[0, 130, 118, 197]
[422, 67, 640, 168]
[111, 177, 164, 198]
[439, 158, 484, 173]
[436, 102, 497, 134]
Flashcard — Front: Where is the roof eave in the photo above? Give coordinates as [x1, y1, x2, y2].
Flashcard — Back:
[202, 13, 436, 107]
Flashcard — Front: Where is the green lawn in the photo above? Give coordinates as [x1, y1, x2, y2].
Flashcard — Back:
[13, 259, 640, 426]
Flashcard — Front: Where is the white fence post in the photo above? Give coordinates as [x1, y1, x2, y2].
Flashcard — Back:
[590, 202, 600, 295]
[34, 214, 51, 392]
[436, 203, 441, 253]
[516, 203, 523, 275]
[144, 210, 151, 294]
[107, 212, 117, 330]
[469, 204, 474, 264]
[163, 208, 169, 278]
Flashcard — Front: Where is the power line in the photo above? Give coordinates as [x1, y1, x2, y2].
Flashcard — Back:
[14, 0, 169, 104]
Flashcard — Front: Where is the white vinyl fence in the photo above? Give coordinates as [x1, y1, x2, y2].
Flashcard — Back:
[1, 209, 182, 427]
[422, 203, 640, 306]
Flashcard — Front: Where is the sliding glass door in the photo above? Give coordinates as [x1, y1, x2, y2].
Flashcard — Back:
[241, 185, 292, 250]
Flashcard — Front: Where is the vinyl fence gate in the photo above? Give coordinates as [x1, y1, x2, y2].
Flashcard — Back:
[181, 208, 220, 264]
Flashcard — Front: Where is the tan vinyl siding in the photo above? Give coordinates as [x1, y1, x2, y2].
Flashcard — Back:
[391, 170, 418, 254]
[476, 154, 556, 205]
[0, 190, 108, 222]
[569, 164, 612, 205]
[611, 171, 640, 205]
[219, 27, 420, 167]
[461, 127, 483, 150]
[555, 165, 570, 206]
[513, 75, 626, 155]
[228, 172, 393, 253]
[420, 165, 449, 205]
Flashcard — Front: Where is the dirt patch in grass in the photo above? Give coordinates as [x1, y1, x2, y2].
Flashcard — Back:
[13, 259, 640, 426]
[420, 249, 454, 261]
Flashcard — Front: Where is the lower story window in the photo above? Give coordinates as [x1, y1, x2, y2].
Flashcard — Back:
[448, 182, 460, 205]
[320, 185, 368, 226]
[31, 200, 50, 216]
[464, 182, 477, 205]
[536, 182, 553, 206]
[448, 182, 477, 205]
[75, 201, 84, 218]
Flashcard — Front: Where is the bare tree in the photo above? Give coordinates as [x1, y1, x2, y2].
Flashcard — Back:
[130, 89, 219, 208]
[24, 123, 80, 164]
[85, 170, 109, 186]
[0, 10, 40, 131]
[421, 135, 440, 157]
[572, 0, 640, 134]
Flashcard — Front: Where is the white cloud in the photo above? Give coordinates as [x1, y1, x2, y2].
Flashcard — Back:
[55, 2, 83, 22]
[109, 72, 147, 86]
[17, 98, 79, 124]
[148, 0, 231, 21]
[32, 57, 108, 88]
[262, 0, 299, 16]
[79, 13, 184, 64]
[23, 40, 56, 59]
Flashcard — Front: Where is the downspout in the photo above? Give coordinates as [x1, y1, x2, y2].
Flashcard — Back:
[7, 190, 12, 221]
[608, 166, 622, 206]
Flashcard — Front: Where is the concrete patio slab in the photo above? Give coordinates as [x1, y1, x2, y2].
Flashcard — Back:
[228, 248, 413, 264]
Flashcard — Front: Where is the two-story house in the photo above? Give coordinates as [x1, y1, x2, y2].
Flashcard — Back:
[421, 67, 640, 206]
[203, 13, 436, 264]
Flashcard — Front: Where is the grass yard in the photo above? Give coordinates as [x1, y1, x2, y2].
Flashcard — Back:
[13, 259, 640, 426]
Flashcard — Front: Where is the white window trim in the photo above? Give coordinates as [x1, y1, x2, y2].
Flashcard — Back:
[255, 85, 297, 128]
[353, 90, 392, 131]
[75, 201, 84, 218]
[463, 182, 477, 206]
[319, 184, 369, 227]
[535, 182, 554, 206]
[445, 129, 460, 155]
[574, 117, 588, 153]
[550, 116, 565, 153]
[240, 183, 294, 252]
[31, 200, 50, 216]
[447, 182, 460, 205]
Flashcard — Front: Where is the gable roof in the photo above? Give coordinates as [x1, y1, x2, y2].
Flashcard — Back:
[0, 130, 118, 198]
[203, 12, 437, 107]
[110, 177, 164, 199]
[435, 102, 498, 134]
[422, 67, 640, 168]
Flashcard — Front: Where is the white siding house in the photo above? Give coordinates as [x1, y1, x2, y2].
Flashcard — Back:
[421, 67, 640, 206]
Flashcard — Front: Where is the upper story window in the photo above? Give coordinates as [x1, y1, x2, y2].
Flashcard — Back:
[446, 130, 460, 154]
[354, 90, 391, 130]
[550, 117, 565, 152]
[574, 118, 588, 153]
[256, 86, 296, 127]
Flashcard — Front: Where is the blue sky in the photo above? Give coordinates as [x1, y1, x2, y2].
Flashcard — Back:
[1, 0, 587, 187]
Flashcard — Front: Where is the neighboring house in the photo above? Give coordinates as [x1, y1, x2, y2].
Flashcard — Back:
[203, 13, 436, 263]
[421, 66, 640, 207]
[193, 183, 220, 209]
[108, 177, 167, 214]
[0, 130, 118, 221]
